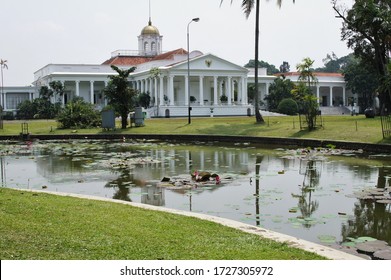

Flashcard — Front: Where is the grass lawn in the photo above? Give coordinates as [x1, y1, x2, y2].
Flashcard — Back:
[0, 188, 326, 260]
[1, 115, 389, 144]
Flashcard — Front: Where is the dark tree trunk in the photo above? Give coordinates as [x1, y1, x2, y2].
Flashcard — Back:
[254, 0, 264, 123]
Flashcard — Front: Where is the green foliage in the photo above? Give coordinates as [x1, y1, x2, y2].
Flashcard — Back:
[315, 52, 353, 73]
[244, 59, 279, 75]
[220, 94, 228, 102]
[16, 98, 61, 120]
[264, 76, 295, 110]
[292, 82, 319, 131]
[277, 98, 298, 115]
[343, 55, 379, 110]
[104, 66, 138, 129]
[333, 0, 391, 112]
[296, 57, 318, 88]
[57, 97, 101, 129]
[137, 92, 151, 109]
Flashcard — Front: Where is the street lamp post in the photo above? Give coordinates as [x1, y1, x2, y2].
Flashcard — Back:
[187, 17, 199, 125]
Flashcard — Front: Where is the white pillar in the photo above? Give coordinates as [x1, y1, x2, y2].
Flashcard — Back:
[159, 76, 164, 106]
[75, 81, 80, 97]
[185, 75, 189, 106]
[169, 75, 174, 106]
[330, 86, 333, 106]
[316, 86, 320, 103]
[227, 76, 232, 105]
[154, 78, 158, 106]
[213, 76, 218, 106]
[3, 92, 7, 110]
[60, 80, 65, 105]
[241, 76, 247, 105]
[342, 86, 346, 106]
[141, 80, 144, 93]
[104, 81, 108, 106]
[90, 81, 95, 104]
[199, 75, 204, 105]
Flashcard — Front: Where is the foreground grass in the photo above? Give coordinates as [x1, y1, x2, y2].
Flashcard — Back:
[1, 115, 389, 144]
[0, 188, 326, 260]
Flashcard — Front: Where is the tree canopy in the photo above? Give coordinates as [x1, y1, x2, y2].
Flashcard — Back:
[104, 66, 138, 129]
[333, 0, 391, 113]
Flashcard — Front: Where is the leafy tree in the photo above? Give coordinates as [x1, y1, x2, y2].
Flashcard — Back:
[244, 59, 279, 75]
[16, 100, 35, 119]
[221, 0, 296, 123]
[333, 0, 391, 113]
[57, 97, 101, 129]
[297, 57, 318, 88]
[49, 81, 65, 103]
[315, 52, 353, 73]
[277, 98, 298, 115]
[279, 61, 291, 73]
[137, 92, 151, 109]
[294, 58, 319, 131]
[343, 56, 379, 111]
[104, 66, 138, 129]
[264, 76, 295, 111]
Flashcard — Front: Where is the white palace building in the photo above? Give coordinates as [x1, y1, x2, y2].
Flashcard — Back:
[0, 19, 357, 117]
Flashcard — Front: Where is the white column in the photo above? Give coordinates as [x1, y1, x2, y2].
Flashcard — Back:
[227, 76, 232, 105]
[60, 80, 65, 105]
[241, 76, 247, 105]
[342, 86, 346, 106]
[3, 92, 7, 110]
[104, 81, 108, 106]
[75, 81, 80, 97]
[154, 78, 158, 106]
[90, 81, 95, 104]
[185, 75, 189, 106]
[141, 80, 144, 93]
[159, 76, 164, 106]
[213, 76, 218, 106]
[169, 75, 174, 106]
[316, 86, 320, 103]
[199, 75, 204, 106]
[330, 86, 333, 106]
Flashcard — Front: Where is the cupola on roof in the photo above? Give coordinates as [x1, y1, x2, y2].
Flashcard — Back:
[141, 20, 160, 36]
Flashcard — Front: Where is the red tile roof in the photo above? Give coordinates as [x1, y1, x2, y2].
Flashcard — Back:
[151, 48, 188, 61]
[101, 48, 188, 66]
[102, 56, 152, 66]
[277, 72, 343, 77]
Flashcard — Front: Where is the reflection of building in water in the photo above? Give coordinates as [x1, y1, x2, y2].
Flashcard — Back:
[131, 147, 252, 181]
[0, 157, 6, 187]
[141, 186, 165, 206]
[36, 156, 86, 179]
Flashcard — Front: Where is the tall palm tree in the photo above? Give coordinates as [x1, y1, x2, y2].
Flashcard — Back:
[221, 0, 295, 123]
[0, 59, 8, 109]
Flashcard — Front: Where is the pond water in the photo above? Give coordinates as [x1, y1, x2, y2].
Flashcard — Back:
[1, 139, 391, 249]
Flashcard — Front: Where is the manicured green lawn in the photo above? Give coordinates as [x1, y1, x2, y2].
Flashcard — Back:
[1, 115, 389, 144]
[0, 188, 326, 260]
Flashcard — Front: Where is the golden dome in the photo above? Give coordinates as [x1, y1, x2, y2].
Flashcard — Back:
[141, 20, 160, 36]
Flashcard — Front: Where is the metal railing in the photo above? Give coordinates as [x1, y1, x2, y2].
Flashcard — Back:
[380, 114, 391, 138]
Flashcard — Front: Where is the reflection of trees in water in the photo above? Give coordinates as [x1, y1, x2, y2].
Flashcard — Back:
[255, 155, 263, 227]
[105, 169, 133, 202]
[296, 160, 320, 228]
[341, 200, 391, 244]
[341, 166, 391, 243]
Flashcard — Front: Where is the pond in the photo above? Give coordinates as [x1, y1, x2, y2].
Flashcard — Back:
[1, 139, 391, 254]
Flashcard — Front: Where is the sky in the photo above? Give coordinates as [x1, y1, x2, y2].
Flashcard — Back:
[0, 0, 355, 86]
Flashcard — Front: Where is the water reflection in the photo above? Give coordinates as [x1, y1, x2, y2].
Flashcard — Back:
[1, 140, 391, 247]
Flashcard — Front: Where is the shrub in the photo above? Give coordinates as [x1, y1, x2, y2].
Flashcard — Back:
[57, 98, 101, 129]
[277, 98, 298, 115]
